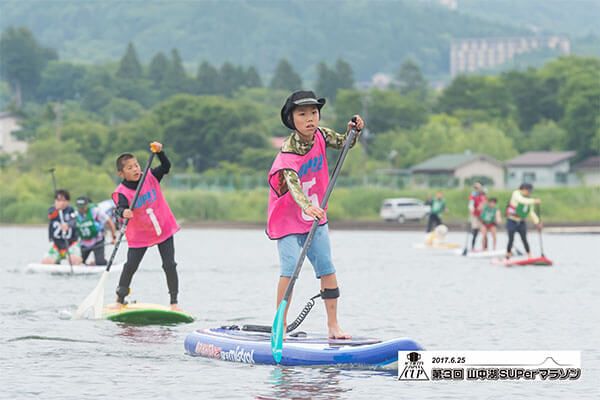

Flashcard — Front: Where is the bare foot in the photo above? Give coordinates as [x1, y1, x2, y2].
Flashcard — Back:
[328, 325, 351, 339]
[107, 302, 125, 310]
[170, 304, 182, 312]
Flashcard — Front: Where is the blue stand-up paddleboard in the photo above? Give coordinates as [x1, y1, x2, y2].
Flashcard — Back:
[185, 326, 422, 369]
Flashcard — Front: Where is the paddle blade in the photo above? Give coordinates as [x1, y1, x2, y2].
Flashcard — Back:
[271, 299, 287, 363]
[73, 271, 109, 319]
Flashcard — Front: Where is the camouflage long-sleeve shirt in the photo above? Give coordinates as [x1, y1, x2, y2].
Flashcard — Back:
[278, 126, 360, 210]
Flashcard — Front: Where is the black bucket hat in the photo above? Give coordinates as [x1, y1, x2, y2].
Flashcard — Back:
[519, 183, 534, 192]
[76, 196, 90, 208]
[280, 90, 326, 130]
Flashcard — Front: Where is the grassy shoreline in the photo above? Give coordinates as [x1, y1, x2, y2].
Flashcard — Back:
[2, 186, 599, 224]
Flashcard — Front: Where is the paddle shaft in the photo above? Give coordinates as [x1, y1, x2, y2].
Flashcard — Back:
[461, 220, 470, 256]
[280, 123, 359, 304]
[104, 152, 156, 273]
[48, 168, 73, 270]
[537, 204, 545, 257]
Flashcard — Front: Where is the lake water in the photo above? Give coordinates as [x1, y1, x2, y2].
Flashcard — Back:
[1, 226, 598, 399]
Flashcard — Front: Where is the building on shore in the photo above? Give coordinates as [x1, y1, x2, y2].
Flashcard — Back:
[505, 151, 578, 188]
[0, 112, 27, 156]
[573, 156, 600, 187]
[450, 35, 570, 77]
[411, 152, 504, 188]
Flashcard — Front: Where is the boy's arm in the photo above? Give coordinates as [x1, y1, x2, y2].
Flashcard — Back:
[151, 151, 171, 182]
[529, 208, 540, 225]
[513, 190, 537, 206]
[282, 170, 312, 210]
[115, 194, 130, 218]
[320, 126, 360, 150]
[495, 209, 502, 224]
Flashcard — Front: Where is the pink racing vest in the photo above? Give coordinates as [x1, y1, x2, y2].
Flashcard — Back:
[112, 172, 180, 248]
[267, 129, 329, 239]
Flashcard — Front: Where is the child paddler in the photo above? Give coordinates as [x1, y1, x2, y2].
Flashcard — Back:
[426, 191, 447, 233]
[42, 189, 83, 265]
[75, 196, 117, 265]
[112, 142, 181, 310]
[480, 197, 502, 250]
[267, 90, 364, 339]
[505, 183, 542, 259]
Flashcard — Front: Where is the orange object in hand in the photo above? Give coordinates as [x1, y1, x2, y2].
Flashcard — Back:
[150, 142, 161, 153]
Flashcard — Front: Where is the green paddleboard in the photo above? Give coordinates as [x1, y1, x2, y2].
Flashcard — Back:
[104, 303, 194, 325]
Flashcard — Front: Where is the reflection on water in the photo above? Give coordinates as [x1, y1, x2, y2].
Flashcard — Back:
[258, 367, 351, 400]
[115, 324, 177, 344]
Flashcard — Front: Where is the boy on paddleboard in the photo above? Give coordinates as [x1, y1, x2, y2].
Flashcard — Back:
[480, 197, 502, 251]
[42, 190, 83, 265]
[75, 196, 117, 265]
[468, 181, 487, 250]
[112, 142, 181, 310]
[267, 90, 364, 339]
[505, 183, 541, 259]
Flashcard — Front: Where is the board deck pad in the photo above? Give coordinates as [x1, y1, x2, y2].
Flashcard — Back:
[104, 302, 194, 325]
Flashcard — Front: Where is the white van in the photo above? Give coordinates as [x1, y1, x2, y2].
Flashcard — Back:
[379, 198, 431, 223]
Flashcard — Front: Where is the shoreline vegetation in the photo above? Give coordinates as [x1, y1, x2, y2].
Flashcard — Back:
[2, 186, 599, 226]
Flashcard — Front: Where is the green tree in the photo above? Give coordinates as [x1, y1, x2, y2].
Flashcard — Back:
[116, 42, 143, 80]
[218, 62, 242, 96]
[526, 120, 568, 151]
[316, 59, 354, 101]
[270, 59, 302, 91]
[0, 27, 57, 105]
[437, 75, 514, 120]
[395, 59, 427, 101]
[163, 48, 188, 95]
[148, 51, 170, 89]
[81, 86, 112, 113]
[368, 90, 428, 132]
[37, 61, 86, 102]
[151, 94, 268, 171]
[196, 61, 219, 94]
[245, 66, 262, 88]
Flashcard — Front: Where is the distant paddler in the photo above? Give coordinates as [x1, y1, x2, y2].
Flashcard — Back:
[480, 197, 502, 251]
[426, 191, 447, 233]
[75, 196, 117, 265]
[41, 189, 83, 265]
[468, 181, 487, 251]
[505, 183, 542, 260]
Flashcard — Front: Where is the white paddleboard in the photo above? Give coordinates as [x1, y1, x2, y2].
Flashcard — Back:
[25, 262, 124, 275]
[412, 242, 461, 250]
[453, 248, 506, 258]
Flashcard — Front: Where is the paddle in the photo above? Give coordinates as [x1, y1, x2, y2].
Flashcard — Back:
[461, 220, 470, 256]
[271, 118, 359, 363]
[48, 168, 74, 274]
[536, 204, 545, 257]
[73, 152, 156, 319]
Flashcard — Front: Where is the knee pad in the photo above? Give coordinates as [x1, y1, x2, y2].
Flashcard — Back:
[320, 287, 340, 300]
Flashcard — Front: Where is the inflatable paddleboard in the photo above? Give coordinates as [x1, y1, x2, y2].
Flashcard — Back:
[453, 248, 506, 258]
[104, 302, 194, 325]
[184, 326, 422, 369]
[492, 256, 553, 267]
[25, 262, 124, 275]
[412, 242, 461, 250]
